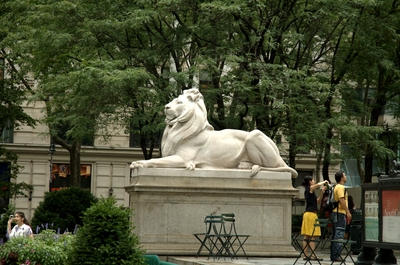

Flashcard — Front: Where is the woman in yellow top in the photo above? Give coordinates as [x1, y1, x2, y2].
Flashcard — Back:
[301, 176, 328, 261]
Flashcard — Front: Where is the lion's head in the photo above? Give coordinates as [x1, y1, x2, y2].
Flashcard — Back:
[161, 89, 213, 157]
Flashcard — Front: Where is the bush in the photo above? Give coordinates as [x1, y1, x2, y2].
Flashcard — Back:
[0, 230, 74, 265]
[0, 205, 15, 242]
[31, 187, 97, 234]
[67, 196, 145, 265]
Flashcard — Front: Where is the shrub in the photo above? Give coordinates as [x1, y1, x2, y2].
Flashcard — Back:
[67, 196, 145, 265]
[0, 205, 15, 242]
[32, 187, 97, 233]
[0, 230, 74, 265]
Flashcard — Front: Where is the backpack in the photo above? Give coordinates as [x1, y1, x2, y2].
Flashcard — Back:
[321, 184, 338, 212]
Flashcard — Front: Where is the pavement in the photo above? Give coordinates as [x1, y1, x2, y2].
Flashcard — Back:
[169, 250, 361, 265]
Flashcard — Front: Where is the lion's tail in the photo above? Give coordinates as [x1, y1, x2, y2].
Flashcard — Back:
[253, 166, 298, 179]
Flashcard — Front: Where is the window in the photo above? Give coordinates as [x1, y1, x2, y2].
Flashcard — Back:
[340, 159, 383, 187]
[0, 162, 10, 214]
[292, 170, 313, 189]
[129, 123, 161, 148]
[50, 163, 91, 191]
[56, 121, 94, 146]
[0, 58, 14, 143]
[275, 134, 282, 145]
[129, 130, 141, 148]
[0, 57, 3, 82]
[199, 71, 212, 91]
[1, 119, 14, 143]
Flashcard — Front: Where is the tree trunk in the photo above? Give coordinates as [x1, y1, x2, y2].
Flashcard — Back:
[356, 158, 365, 184]
[322, 94, 333, 182]
[364, 104, 385, 183]
[70, 141, 82, 187]
[364, 68, 389, 183]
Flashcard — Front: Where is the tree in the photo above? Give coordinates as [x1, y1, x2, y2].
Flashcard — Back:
[3, 0, 399, 186]
[330, 0, 400, 183]
[0, 1, 36, 199]
[2, 0, 153, 186]
[193, 0, 351, 175]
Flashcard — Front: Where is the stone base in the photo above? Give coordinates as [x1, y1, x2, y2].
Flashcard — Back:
[125, 168, 298, 257]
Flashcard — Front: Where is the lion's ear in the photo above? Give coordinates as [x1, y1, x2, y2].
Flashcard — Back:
[186, 92, 203, 103]
[184, 88, 204, 103]
[186, 94, 195, 102]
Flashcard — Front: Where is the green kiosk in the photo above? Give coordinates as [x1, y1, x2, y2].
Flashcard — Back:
[359, 161, 400, 265]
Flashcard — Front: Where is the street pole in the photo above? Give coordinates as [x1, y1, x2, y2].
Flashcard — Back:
[49, 136, 56, 191]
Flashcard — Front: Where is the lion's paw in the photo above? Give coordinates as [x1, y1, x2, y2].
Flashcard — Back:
[130, 161, 145, 169]
[186, 162, 196, 170]
[250, 165, 261, 177]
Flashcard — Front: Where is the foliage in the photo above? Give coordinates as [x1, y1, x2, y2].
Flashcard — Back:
[0, 230, 74, 265]
[1, 0, 400, 184]
[31, 187, 97, 234]
[0, 0, 36, 199]
[0, 205, 15, 243]
[67, 196, 145, 265]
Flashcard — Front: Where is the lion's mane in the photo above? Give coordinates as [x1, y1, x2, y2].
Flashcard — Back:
[161, 89, 213, 157]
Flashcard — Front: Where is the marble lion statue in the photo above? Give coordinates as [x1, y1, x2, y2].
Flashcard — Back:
[130, 88, 298, 178]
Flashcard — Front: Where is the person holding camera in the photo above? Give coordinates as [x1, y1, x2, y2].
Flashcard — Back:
[301, 176, 328, 261]
[7, 212, 33, 239]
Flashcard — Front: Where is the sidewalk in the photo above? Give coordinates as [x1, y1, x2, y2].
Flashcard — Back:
[170, 250, 359, 265]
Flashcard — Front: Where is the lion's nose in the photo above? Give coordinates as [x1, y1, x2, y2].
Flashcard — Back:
[165, 105, 170, 110]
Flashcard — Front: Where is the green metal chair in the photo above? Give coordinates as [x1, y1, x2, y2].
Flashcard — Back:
[293, 218, 329, 265]
[220, 213, 250, 260]
[194, 215, 227, 260]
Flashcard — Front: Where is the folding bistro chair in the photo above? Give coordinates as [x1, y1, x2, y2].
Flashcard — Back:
[330, 221, 357, 265]
[293, 218, 329, 265]
[220, 213, 250, 260]
[320, 219, 333, 250]
[194, 215, 230, 260]
[292, 215, 303, 252]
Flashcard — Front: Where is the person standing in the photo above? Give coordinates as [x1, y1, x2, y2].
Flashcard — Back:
[7, 211, 34, 239]
[330, 171, 352, 262]
[301, 176, 328, 261]
[344, 195, 356, 239]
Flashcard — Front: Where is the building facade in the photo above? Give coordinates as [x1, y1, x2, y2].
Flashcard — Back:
[1, 100, 149, 221]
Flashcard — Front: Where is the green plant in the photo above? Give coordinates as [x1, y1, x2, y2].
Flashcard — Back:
[0, 204, 16, 243]
[0, 230, 74, 265]
[67, 196, 145, 265]
[31, 187, 97, 233]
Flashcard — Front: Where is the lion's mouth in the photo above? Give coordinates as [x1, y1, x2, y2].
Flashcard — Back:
[165, 110, 177, 121]
[165, 116, 178, 125]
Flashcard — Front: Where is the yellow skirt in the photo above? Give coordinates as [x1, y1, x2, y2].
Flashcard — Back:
[301, 212, 321, 236]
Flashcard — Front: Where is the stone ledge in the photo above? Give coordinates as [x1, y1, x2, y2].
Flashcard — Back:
[125, 168, 298, 257]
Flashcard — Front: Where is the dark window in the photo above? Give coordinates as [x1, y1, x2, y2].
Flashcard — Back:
[0, 163, 10, 214]
[129, 123, 161, 148]
[50, 163, 91, 191]
[56, 121, 94, 146]
[129, 131, 141, 148]
[292, 170, 313, 188]
[0, 58, 13, 143]
[297, 140, 310, 154]
[1, 119, 14, 143]
[275, 134, 282, 145]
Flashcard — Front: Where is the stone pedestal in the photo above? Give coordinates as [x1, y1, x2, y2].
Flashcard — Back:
[125, 168, 298, 257]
